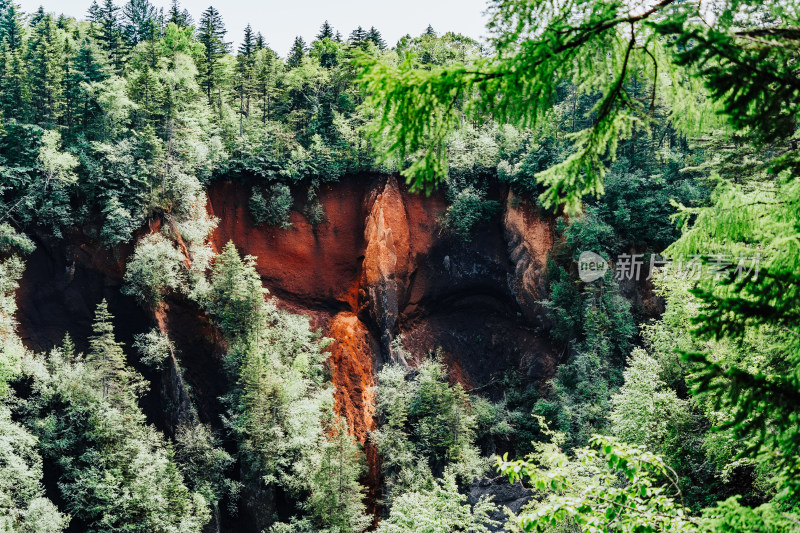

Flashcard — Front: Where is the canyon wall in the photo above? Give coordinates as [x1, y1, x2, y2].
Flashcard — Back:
[14, 174, 558, 531]
[205, 175, 558, 438]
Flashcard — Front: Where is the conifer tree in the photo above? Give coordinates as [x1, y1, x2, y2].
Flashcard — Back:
[28, 5, 44, 27]
[61, 332, 77, 361]
[197, 6, 229, 106]
[65, 37, 107, 138]
[86, 298, 130, 402]
[0, 0, 21, 48]
[254, 46, 277, 122]
[206, 241, 265, 338]
[308, 416, 370, 533]
[26, 14, 65, 127]
[235, 24, 255, 134]
[167, 0, 192, 28]
[87, 0, 103, 23]
[367, 26, 386, 50]
[122, 0, 158, 45]
[286, 35, 305, 68]
[348, 26, 367, 49]
[316, 20, 333, 41]
[0, 2, 26, 121]
[93, 0, 127, 71]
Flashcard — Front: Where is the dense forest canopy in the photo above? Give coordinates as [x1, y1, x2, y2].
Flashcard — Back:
[0, 0, 799, 532]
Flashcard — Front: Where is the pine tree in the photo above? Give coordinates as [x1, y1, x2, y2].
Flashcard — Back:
[316, 20, 333, 41]
[86, 299, 130, 402]
[26, 14, 65, 127]
[308, 416, 370, 533]
[316, 22, 339, 68]
[206, 241, 265, 338]
[254, 31, 265, 50]
[286, 35, 305, 68]
[61, 332, 77, 361]
[128, 39, 163, 129]
[87, 1, 103, 23]
[0, 2, 26, 120]
[94, 0, 126, 71]
[65, 37, 107, 138]
[235, 24, 256, 134]
[197, 6, 229, 107]
[424, 24, 436, 37]
[122, 0, 158, 45]
[348, 26, 367, 49]
[254, 46, 277, 123]
[29, 6, 44, 27]
[0, 0, 22, 49]
[367, 26, 386, 50]
[167, 0, 192, 28]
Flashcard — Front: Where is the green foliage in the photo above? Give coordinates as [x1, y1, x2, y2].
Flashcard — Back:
[0, 223, 35, 255]
[441, 184, 500, 241]
[372, 357, 486, 506]
[123, 233, 187, 307]
[86, 298, 139, 404]
[533, 214, 636, 449]
[306, 416, 370, 533]
[132, 327, 173, 369]
[609, 348, 691, 465]
[0, 406, 68, 533]
[360, 0, 785, 212]
[500, 433, 699, 533]
[201, 240, 343, 516]
[0, 250, 26, 397]
[375, 469, 497, 533]
[173, 422, 239, 520]
[204, 241, 266, 338]
[21, 324, 210, 532]
[249, 183, 293, 228]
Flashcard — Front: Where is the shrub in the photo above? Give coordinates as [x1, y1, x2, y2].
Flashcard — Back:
[122, 233, 187, 307]
[441, 185, 500, 241]
[249, 183, 293, 228]
[132, 328, 174, 369]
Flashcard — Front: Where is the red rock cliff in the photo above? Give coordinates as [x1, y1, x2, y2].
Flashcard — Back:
[206, 175, 558, 441]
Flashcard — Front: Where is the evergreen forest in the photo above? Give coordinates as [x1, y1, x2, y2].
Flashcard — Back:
[0, 0, 799, 532]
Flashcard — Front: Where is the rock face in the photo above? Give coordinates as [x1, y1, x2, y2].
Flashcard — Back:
[14, 174, 560, 532]
[361, 177, 408, 364]
[504, 190, 555, 323]
[469, 475, 533, 531]
[205, 174, 559, 428]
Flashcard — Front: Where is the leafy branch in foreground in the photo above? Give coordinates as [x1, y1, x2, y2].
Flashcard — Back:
[359, 0, 799, 213]
[499, 428, 698, 533]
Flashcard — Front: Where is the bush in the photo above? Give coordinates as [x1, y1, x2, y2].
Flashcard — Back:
[250, 183, 293, 228]
[441, 185, 500, 241]
[101, 197, 141, 246]
[132, 328, 174, 369]
[122, 233, 187, 307]
[371, 357, 487, 506]
[0, 224, 35, 255]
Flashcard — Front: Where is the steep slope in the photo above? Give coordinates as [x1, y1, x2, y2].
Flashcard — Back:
[14, 174, 558, 530]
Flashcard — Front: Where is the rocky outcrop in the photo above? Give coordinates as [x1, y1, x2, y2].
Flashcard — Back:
[203, 174, 560, 410]
[504, 191, 554, 324]
[361, 177, 410, 364]
[206, 179, 366, 311]
[15, 175, 561, 531]
[469, 475, 532, 531]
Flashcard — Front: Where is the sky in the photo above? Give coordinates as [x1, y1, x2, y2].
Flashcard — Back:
[16, 0, 490, 56]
